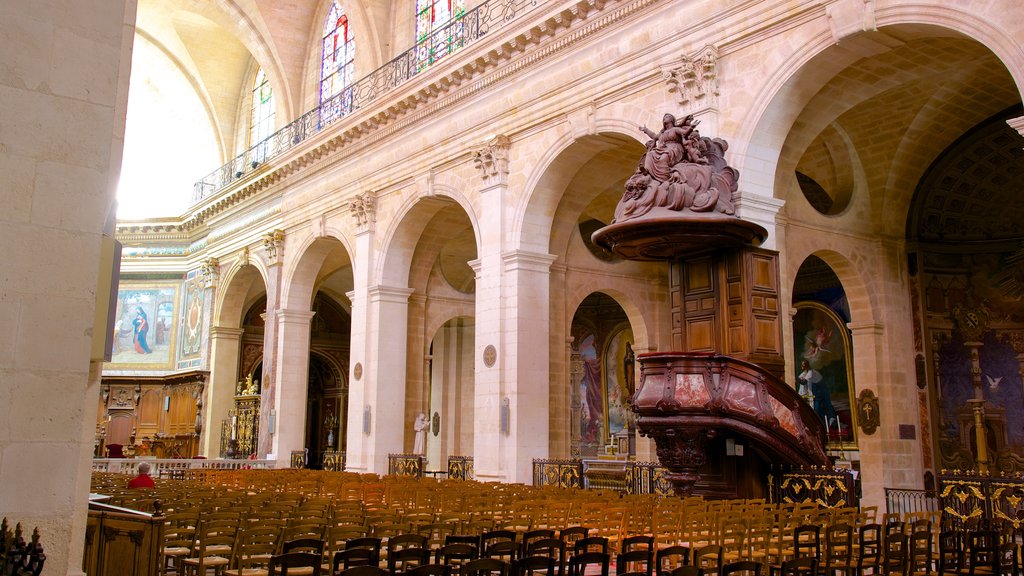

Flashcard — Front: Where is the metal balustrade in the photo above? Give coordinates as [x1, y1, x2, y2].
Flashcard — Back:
[191, 0, 540, 205]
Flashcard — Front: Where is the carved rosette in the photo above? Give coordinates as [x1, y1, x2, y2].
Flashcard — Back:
[663, 46, 720, 111]
[472, 134, 511, 186]
[263, 230, 284, 265]
[349, 191, 377, 231]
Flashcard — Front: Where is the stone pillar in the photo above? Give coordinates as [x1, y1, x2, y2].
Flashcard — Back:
[0, 1, 137, 574]
[258, 247, 283, 457]
[471, 135, 512, 482]
[344, 192, 376, 472]
[203, 326, 243, 456]
[362, 285, 414, 473]
[269, 309, 315, 466]
[502, 250, 557, 483]
[847, 321, 887, 509]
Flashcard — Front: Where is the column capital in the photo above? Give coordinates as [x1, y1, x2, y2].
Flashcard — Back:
[368, 285, 415, 304]
[277, 309, 316, 324]
[502, 250, 558, 273]
[847, 321, 884, 336]
[209, 326, 244, 339]
[472, 134, 511, 187]
[349, 191, 377, 233]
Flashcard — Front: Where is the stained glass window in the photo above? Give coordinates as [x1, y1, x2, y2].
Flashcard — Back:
[249, 67, 275, 157]
[415, 0, 465, 70]
[321, 1, 355, 123]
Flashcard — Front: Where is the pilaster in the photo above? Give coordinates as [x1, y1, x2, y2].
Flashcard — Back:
[269, 308, 316, 467]
[203, 326, 244, 456]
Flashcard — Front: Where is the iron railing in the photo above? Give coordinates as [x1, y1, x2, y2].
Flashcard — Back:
[885, 488, 938, 516]
[191, 0, 541, 205]
[322, 450, 346, 472]
[625, 461, 674, 496]
[937, 471, 1024, 531]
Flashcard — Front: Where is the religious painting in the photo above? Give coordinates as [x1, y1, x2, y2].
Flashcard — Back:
[935, 330, 1024, 471]
[604, 328, 634, 445]
[792, 302, 856, 447]
[578, 332, 602, 450]
[106, 281, 180, 370]
[177, 269, 204, 370]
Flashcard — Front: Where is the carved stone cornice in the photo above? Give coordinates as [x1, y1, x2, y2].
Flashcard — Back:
[349, 191, 377, 231]
[662, 45, 719, 111]
[472, 135, 512, 187]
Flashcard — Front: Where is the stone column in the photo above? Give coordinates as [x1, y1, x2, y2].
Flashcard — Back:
[847, 321, 887, 509]
[471, 135, 512, 482]
[344, 192, 376, 472]
[258, 244, 284, 457]
[502, 249, 557, 483]
[203, 326, 243, 456]
[269, 309, 315, 467]
[0, 1, 137, 574]
[362, 285, 415, 473]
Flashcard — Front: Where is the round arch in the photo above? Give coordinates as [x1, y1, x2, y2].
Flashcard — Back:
[280, 231, 355, 312]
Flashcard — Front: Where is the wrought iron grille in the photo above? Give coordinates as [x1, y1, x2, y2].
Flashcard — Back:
[448, 456, 474, 480]
[532, 458, 583, 488]
[625, 461, 674, 496]
[388, 453, 425, 477]
[937, 471, 1024, 530]
[290, 450, 306, 469]
[191, 0, 539, 205]
[322, 450, 346, 472]
[768, 466, 858, 509]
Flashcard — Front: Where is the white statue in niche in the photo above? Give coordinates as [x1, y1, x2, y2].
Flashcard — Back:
[413, 412, 429, 455]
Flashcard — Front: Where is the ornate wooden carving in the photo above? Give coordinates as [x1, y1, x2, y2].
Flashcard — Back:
[858, 389, 880, 435]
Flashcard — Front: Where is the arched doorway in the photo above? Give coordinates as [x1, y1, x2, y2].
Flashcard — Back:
[304, 293, 350, 468]
[426, 316, 475, 470]
[570, 292, 636, 458]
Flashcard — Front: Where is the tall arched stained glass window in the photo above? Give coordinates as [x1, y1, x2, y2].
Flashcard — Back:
[249, 68, 275, 159]
[415, 0, 465, 70]
[321, 0, 355, 124]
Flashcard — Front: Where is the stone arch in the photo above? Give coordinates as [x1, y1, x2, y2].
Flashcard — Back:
[566, 288, 652, 355]
[215, 256, 270, 328]
[377, 180, 480, 289]
[787, 248, 876, 328]
[280, 231, 355, 312]
[516, 118, 645, 255]
[737, 10, 1024, 220]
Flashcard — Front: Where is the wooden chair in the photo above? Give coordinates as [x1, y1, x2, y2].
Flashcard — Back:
[515, 555, 556, 576]
[822, 523, 853, 576]
[462, 557, 510, 576]
[907, 530, 932, 576]
[338, 567, 388, 576]
[997, 541, 1019, 576]
[693, 545, 722, 576]
[566, 551, 609, 576]
[668, 567, 703, 576]
[778, 557, 816, 576]
[280, 539, 325, 576]
[434, 543, 478, 572]
[182, 517, 240, 576]
[407, 564, 452, 576]
[617, 549, 654, 576]
[483, 531, 518, 563]
[331, 548, 376, 575]
[721, 560, 762, 576]
[521, 530, 556, 558]
[268, 552, 322, 576]
[854, 524, 882, 576]
[161, 511, 199, 576]
[655, 545, 691, 576]
[390, 547, 431, 574]
[881, 532, 908, 576]
[557, 527, 589, 552]
[571, 536, 608, 556]
[225, 525, 281, 576]
[525, 538, 566, 576]
[961, 529, 998, 575]
[937, 530, 962, 575]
